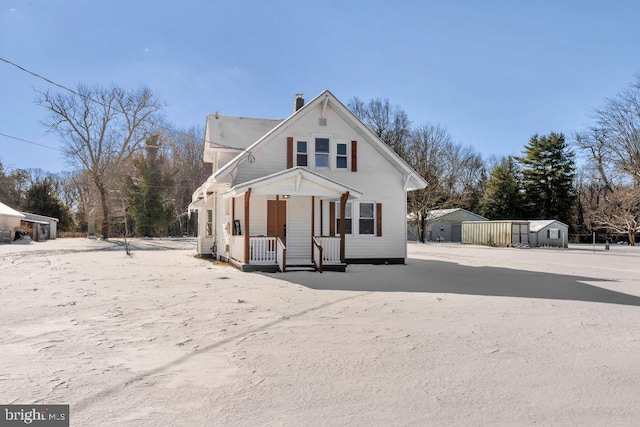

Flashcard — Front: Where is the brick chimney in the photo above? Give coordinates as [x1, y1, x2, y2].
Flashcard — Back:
[294, 93, 304, 112]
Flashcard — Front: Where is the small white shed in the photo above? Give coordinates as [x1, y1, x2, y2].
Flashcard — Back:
[21, 212, 59, 241]
[529, 220, 568, 248]
[0, 201, 25, 242]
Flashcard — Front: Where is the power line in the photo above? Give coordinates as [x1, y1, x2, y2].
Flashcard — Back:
[0, 132, 63, 152]
[0, 56, 245, 152]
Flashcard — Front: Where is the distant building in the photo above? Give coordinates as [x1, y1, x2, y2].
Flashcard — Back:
[462, 219, 568, 248]
[528, 220, 568, 248]
[21, 212, 59, 241]
[409, 208, 488, 242]
[0, 201, 25, 243]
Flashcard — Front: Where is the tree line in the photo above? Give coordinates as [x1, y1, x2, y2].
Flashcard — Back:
[1, 76, 638, 245]
[0, 85, 209, 238]
[351, 72, 640, 246]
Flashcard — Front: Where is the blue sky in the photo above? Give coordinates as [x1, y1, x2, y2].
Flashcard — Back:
[1, 0, 639, 173]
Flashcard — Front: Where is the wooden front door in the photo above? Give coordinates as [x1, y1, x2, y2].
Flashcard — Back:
[267, 200, 287, 242]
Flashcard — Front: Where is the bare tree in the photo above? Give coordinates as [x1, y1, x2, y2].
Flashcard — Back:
[39, 85, 162, 238]
[404, 124, 484, 241]
[348, 97, 411, 156]
[575, 74, 640, 244]
[590, 186, 640, 245]
[162, 126, 209, 235]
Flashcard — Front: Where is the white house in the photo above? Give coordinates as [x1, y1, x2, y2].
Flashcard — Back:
[190, 91, 427, 272]
[0, 201, 25, 243]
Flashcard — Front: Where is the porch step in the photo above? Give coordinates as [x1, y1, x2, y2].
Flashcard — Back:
[286, 264, 316, 272]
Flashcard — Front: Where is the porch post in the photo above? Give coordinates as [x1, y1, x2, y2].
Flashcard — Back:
[311, 196, 315, 258]
[244, 188, 251, 263]
[340, 192, 349, 263]
[320, 200, 323, 236]
[275, 195, 279, 239]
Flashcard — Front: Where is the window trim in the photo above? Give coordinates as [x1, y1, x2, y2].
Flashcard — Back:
[205, 209, 213, 237]
[358, 202, 376, 236]
[296, 140, 308, 167]
[335, 201, 353, 235]
[336, 142, 349, 170]
[314, 137, 330, 168]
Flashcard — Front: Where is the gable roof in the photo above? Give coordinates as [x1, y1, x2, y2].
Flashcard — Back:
[0, 201, 25, 218]
[203, 115, 283, 163]
[211, 90, 427, 191]
[424, 208, 488, 221]
[223, 167, 362, 199]
[528, 220, 567, 232]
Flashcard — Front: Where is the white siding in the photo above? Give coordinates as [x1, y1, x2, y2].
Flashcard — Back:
[249, 195, 267, 236]
[287, 196, 311, 262]
[231, 100, 409, 260]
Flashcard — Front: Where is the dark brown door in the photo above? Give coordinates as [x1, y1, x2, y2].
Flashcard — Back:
[267, 200, 286, 242]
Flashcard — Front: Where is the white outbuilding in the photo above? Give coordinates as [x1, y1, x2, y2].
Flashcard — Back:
[21, 212, 59, 241]
[528, 220, 568, 248]
[0, 201, 25, 243]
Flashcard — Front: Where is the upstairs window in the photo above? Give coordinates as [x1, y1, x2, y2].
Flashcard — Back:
[297, 141, 308, 166]
[359, 203, 375, 235]
[336, 143, 348, 169]
[315, 138, 329, 168]
[335, 202, 352, 234]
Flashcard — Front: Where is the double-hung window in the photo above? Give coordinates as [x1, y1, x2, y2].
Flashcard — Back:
[359, 203, 375, 235]
[315, 138, 330, 168]
[297, 141, 308, 166]
[336, 143, 348, 169]
[206, 210, 213, 237]
[335, 202, 352, 234]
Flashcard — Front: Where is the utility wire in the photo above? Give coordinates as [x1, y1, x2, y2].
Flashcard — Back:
[0, 56, 246, 152]
[0, 131, 63, 152]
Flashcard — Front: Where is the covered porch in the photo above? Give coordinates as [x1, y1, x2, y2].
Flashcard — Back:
[222, 167, 361, 272]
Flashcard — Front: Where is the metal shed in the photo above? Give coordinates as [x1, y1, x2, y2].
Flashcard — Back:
[408, 208, 488, 242]
[529, 220, 568, 248]
[462, 220, 530, 247]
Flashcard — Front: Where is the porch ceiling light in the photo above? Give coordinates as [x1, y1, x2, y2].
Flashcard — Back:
[282, 195, 290, 199]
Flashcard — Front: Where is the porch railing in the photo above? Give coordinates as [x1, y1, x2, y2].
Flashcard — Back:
[276, 238, 286, 272]
[250, 236, 277, 265]
[314, 236, 341, 264]
[312, 237, 323, 272]
[229, 235, 245, 262]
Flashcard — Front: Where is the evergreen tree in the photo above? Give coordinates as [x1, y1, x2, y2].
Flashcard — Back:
[478, 156, 524, 219]
[517, 133, 576, 224]
[127, 135, 175, 237]
[23, 178, 75, 231]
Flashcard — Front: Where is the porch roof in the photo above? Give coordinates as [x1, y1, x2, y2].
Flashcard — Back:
[222, 167, 363, 199]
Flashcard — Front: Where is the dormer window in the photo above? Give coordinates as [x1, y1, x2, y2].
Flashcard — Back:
[315, 138, 329, 168]
[296, 141, 308, 166]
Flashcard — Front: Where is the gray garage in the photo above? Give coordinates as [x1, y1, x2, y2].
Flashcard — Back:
[409, 208, 488, 242]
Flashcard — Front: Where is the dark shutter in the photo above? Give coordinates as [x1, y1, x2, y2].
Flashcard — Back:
[287, 137, 293, 168]
[376, 203, 382, 236]
[329, 202, 336, 237]
[351, 140, 357, 172]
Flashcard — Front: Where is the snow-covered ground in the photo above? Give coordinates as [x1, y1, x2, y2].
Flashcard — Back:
[1, 238, 639, 426]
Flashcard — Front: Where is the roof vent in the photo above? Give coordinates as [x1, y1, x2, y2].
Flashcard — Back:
[294, 93, 304, 112]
